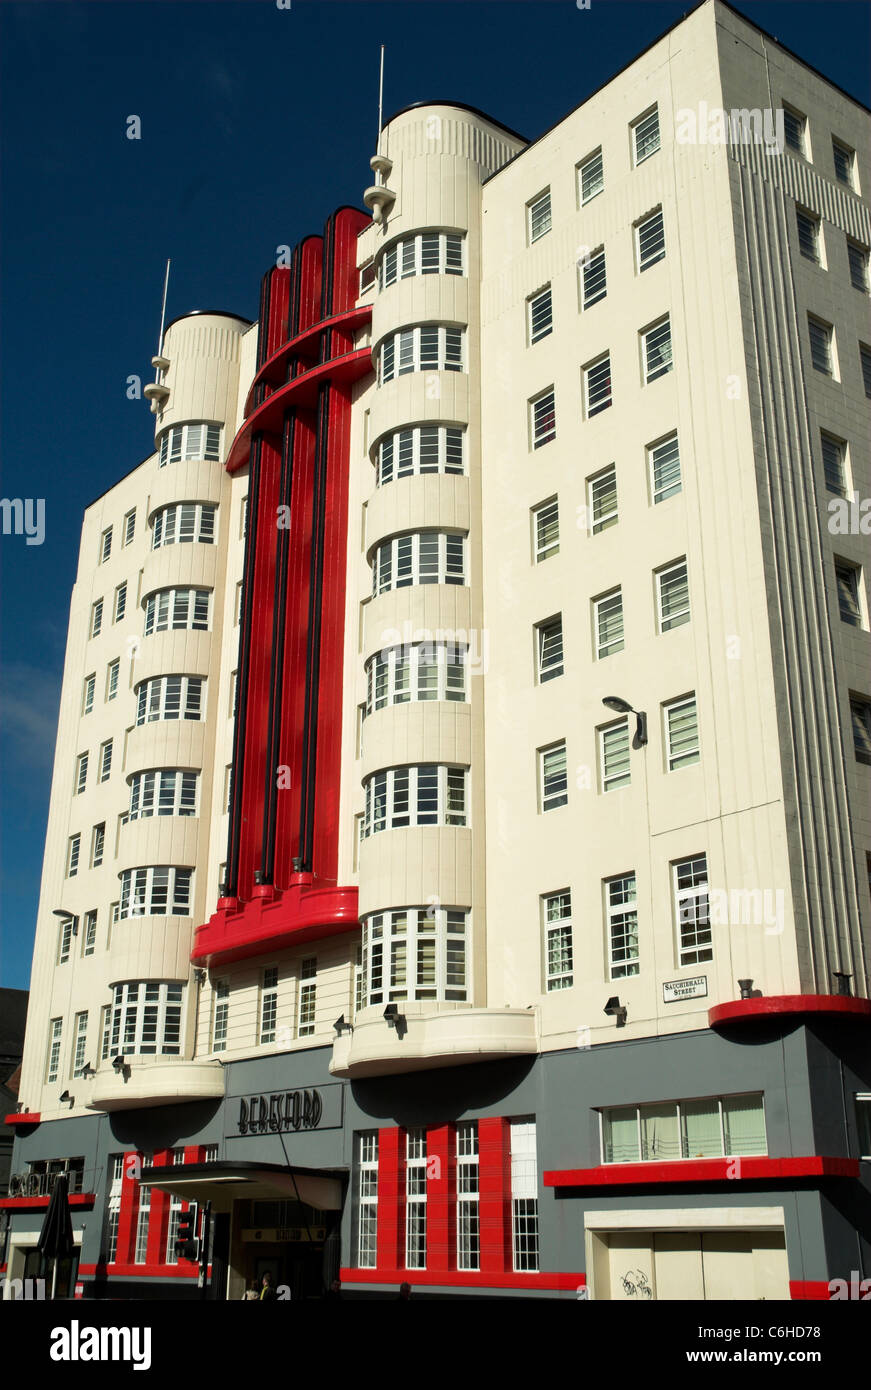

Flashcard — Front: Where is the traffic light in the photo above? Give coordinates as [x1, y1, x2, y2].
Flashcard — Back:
[175, 1203, 199, 1261]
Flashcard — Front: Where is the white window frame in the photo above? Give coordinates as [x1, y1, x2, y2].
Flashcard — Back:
[851, 695, 871, 765]
[67, 834, 81, 878]
[527, 189, 552, 243]
[405, 1129, 428, 1269]
[536, 616, 564, 683]
[46, 1018, 63, 1083]
[100, 527, 113, 564]
[649, 431, 682, 504]
[212, 979, 229, 1053]
[99, 739, 113, 782]
[109, 981, 184, 1057]
[530, 387, 556, 448]
[657, 560, 690, 633]
[259, 966, 278, 1043]
[673, 853, 712, 966]
[119, 866, 193, 919]
[808, 315, 834, 375]
[583, 353, 612, 417]
[90, 599, 103, 638]
[151, 501, 216, 550]
[527, 285, 553, 344]
[847, 239, 870, 293]
[376, 424, 465, 486]
[123, 510, 136, 545]
[75, 751, 88, 795]
[509, 1120, 539, 1273]
[365, 643, 467, 715]
[543, 891, 573, 991]
[377, 232, 464, 289]
[594, 588, 624, 660]
[665, 695, 700, 770]
[821, 431, 848, 495]
[91, 821, 105, 868]
[588, 465, 617, 534]
[632, 105, 661, 165]
[371, 531, 466, 595]
[361, 907, 468, 1005]
[144, 587, 211, 636]
[600, 720, 631, 793]
[796, 207, 820, 263]
[456, 1122, 480, 1271]
[71, 1011, 89, 1079]
[578, 148, 604, 205]
[83, 673, 96, 714]
[83, 908, 97, 957]
[539, 741, 568, 813]
[135, 674, 204, 725]
[601, 1093, 766, 1164]
[157, 421, 221, 466]
[532, 497, 559, 563]
[606, 872, 639, 979]
[297, 957, 317, 1037]
[782, 104, 807, 158]
[363, 765, 468, 836]
[642, 315, 673, 383]
[357, 1132, 379, 1268]
[114, 583, 127, 623]
[636, 208, 665, 271]
[57, 916, 73, 964]
[378, 325, 464, 384]
[581, 247, 607, 309]
[832, 137, 855, 189]
[128, 769, 198, 820]
[106, 659, 120, 702]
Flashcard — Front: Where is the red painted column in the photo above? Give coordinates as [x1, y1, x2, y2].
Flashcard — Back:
[426, 1124, 453, 1274]
[376, 1127, 404, 1271]
[478, 1118, 512, 1275]
[146, 1149, 172, 1267]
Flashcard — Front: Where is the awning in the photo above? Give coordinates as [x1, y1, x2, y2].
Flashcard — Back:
[136, 1160, 346, 1212]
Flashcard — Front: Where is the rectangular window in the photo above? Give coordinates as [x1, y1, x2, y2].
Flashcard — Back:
[578, 148, 603, 204]
[530, 388, 556, 449]
[632, 105, 660, 164]
[57, 915, 73, 964]
[649, 431, 681, 504]
[123, 510, 136, 545]
[642, 315, 673, 383]
[358, 1132, 379, 1268]
[657, 560, 690, 632]
[821, 431, 848, 494]
[782, 105, 807, 157]
[67, 834, 81, 878]
[848, 239, 870, 293]
[456, 1122, 480, 1271]
[510, 1120, 539, 1272]
[75, 751, 88, 794]
[832, 137, 855, 188]
[808, 315, 833, 374]
[674, 854, 711, 965]
[114, 583, 127, 622]
[212, 980, 229, 1053]
[134, 1178, 152, 1264]
[528, 189, 552, 243]
[664, 695, 700, 770]
[82, 673, 96, 714]
[539, 741, 568, 812]
[583, 353, 611, 417]
[594, 589, 624, 659]
[636, 208, 665, 270]
[862, 344, 871, 399]
[851, 696, 871, 765]
[603, 1095, 766, 1163]
[106, 659, 120, 701]
[91, 821, 105, 868]
[99, 739, 113, 782]
[100, 527, 112, 563]
[606, 872, 639, 979]
[532, 497, 559, 563]
[536, 616, 564, 683]
[796, 207, 820, 262]
[528, 286, 553, 344]
[588, 465, 617, 533]
[46, 1018, 63, 1083]
[582, 247, 607, 309]
[543, 891, 573, 991]
[405, 1129, 427, 1268]
[83, 909, 97, 957]
[856, 1096, 871, 1160]
[72, 1011, 89, 1078]
[836, 559, 863, 627]
[298, 957, 317, 1037]
[91, 599, 103, 638]
[259, 967, 278, 1044]
[600, 720, 631, 792]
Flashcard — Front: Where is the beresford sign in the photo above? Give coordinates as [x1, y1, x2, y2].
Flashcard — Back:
[237, 1088, 323, 1135]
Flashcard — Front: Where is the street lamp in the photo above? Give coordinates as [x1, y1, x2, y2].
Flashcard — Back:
[602, 696, 648, 748]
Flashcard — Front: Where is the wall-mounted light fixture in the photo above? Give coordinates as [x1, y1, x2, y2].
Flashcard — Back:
[602, 696, 648, 748]
[604, 996, 628, 1027]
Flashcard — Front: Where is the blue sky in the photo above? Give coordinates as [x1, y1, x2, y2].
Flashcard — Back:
[1, 0, 868, 991]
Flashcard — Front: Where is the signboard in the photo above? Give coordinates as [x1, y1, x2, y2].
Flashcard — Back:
[241, 1227, 326, 1244]
[228, 1082, 343, 1137]
[662, 975, 708, 1003]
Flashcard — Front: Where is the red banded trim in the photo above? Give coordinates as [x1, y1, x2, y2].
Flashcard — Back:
[4, 1113, 40, 1126]
[191, 878, 359, 967]
[77, 1263, 199, 1280]
[244, 304, 373, 415]
[544, 1156, 859, 1187]
[340, 1268, 585, 1291]
[709, 995, 871, 1027]
[790, 1280, 832, 1299]
[0, 1193, 96, 1211]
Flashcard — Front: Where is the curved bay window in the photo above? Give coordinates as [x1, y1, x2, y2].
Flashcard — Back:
[366, 643, 467, 714]
[376, 424, 465, 486]
[144, 587, 210, 635]
[360, 906, 468, 1005]
[377, 231, 464, 289]
[135, 675, 204, 725]
[151, 502, 216, 550]
[128, 770, 198, 820]
[119, 866, 192, 918]
[363, 764, 467, 836]
[371, 531, 466, 595]
[108, 981, 184, 1057]
[157, 422, 221, 466]
[378, 325, 464, 384]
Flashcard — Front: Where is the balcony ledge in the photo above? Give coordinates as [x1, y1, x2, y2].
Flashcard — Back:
[86, 1060, 224, 1113]
[329, 1005, 539, 1078]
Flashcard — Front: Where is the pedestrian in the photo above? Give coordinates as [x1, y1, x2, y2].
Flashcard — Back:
[260, 1271, 278, 1301]
[243, 1280, 259, 1301]
[396, 1281, 411, 1301]
[324, 1278, 343, 1301]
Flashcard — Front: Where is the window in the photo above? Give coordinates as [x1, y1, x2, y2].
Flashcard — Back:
[851, 696, 871, 765]
[240, 495, 249, 539]
[530, 388, 556, 448]
[836, 560, 863, 627]
[75, 751, 89, 794]
[354, 944, 365, 1013]
[832, 137, 855, 189]
[600, 720, 631, 792]
[223, 765, 233, 814]
[857, 1096, 871, 1160]
[862, 344, 871, 399]
[539, 742, 567, 812]
[134, 1173, 151, 1264]
[357, 1133, 379, 1268]
[602, 1093, 766, 1163]
[99, 739, 113, 782]
[151, 502, 216, 549]
[113, 583, 127, 623]
[377, 231, 464, 288]
[123, 510, 136, 546]
[108, 982, 184, 1057]
[128, 769, 198, 820]
[665, 695, 700, 770]
[46, 1019, 63, 1082]
[91, 599, 103, 638]
[105, 1156, 123, 1262]
[536, 617, 564, 684]
[363, 765, 468, 836]
[100, 527, 112, 563]
[359, 260, 376, 293]
[642, 315, 673, 383]
[456, 1122, 480, 1270]
[674, 854, 711, 965]
[808, 315, 833, 374]
[632, 105, 660, 164]
[100, 1006, 111, 1060]
[583, 353, 612, 417]
[212, 980, 229, 1053]
[528, 286, 553, 344]
[234, 581, 243, 626]
[607, 872, 639, 978]
[259, 967, 278, 1043]
[229, 671, 238, 717]
[157, 422, 221, 466]
[637, 208, 665, 270]
[796, 208, 820, 262]
[543, 891, 573, 991]
[848, 239, 869, 293]
[57, 916, 73, 964]
[821, 432, 848, 494]
[405, 1129, 427, 1268]
[594, 589, 624, 659]
[106, 659, 120, 701]
[136, 675, 204, 725]
[657, 560, 690, 632]
[164, 1150, 187, 1263]
[82, 673, 96, 714]
[532, 498, 559, 563]
[371, 531, 466, 595]
[361, 907, 468, 1004]
[588, 465, 617, 533]
[91, 822, 105, 868]
[376, 424, 465, 485]
[71, 1012, 88, 1079]
[378, 325, 463, 383]
[510, 1120, 538, 1272]
[649, 432, 682, 504]
[298, 957, 316, 1037]
[527, 189, 551, 242]
[782, 105, 807, 157]
[582, 247, 607, 309]
[67, 834, 81, 878]
[366, 643, 467, 714]
[144, 587, 211, 635]
[578, 148, 603, 204]
[119, 866, 193, 918]
[83, 909, 97, 957]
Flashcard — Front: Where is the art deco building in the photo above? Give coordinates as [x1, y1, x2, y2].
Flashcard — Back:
[3, 0, 869, 1301]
